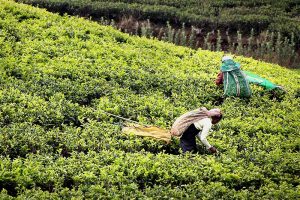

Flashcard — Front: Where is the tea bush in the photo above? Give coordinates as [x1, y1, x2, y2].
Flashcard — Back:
[15, 0, 300, 68]
[16, 0, 300, 43]
[0, 1, 299, 199]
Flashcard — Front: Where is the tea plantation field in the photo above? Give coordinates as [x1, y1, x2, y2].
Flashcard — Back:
[0, 1, 299, 199]
[16, 0, 300, 42]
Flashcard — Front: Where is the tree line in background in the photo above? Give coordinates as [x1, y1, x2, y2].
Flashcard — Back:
[101, 17, 299, 68]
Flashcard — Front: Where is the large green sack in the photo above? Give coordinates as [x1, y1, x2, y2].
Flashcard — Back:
[221, 60, 252, 97]
[243, 71, 278, 90]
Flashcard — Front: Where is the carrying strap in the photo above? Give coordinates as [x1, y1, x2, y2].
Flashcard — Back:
[99, 110, 151, 127]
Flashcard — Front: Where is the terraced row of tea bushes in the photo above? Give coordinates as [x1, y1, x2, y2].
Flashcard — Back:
[0, 1, 300, 198]
[16, 0, 300, 44]
[1, 151, 299, 199]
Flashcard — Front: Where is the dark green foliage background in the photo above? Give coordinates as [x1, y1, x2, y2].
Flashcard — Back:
[16, 0, 300, 44]
[0, 1, 299, 199]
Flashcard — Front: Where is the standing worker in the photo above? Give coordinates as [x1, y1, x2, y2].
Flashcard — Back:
[171, 107, 222, 154]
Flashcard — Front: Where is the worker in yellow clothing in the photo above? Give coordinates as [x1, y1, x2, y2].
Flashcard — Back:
[171, 107, 222, 154]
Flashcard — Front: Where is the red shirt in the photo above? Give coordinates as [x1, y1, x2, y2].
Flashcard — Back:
[215, 72, 223, 85]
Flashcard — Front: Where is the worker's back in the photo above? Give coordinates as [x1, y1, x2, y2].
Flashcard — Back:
[221, 59, 251, 98]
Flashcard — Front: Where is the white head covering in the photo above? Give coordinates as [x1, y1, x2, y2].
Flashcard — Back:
[222, 55, 233, 62]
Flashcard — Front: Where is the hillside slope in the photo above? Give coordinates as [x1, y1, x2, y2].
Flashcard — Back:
[0, 1, 299, 199]
[16, 0, 300, 41]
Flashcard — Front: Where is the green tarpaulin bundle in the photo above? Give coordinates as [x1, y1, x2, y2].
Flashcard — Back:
[221, 60, 252, 98]
[243, 71, 278, 90]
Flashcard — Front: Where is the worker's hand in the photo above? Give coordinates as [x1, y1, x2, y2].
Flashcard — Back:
[208, 146, 218, 154]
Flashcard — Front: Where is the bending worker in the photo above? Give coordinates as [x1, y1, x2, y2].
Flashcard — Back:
[216, 55, 283, 95]
[171, 107, 222, 154]
[216, 55, 251, 98]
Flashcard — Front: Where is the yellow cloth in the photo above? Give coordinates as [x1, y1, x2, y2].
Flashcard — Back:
[122, 124, 171, 143]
